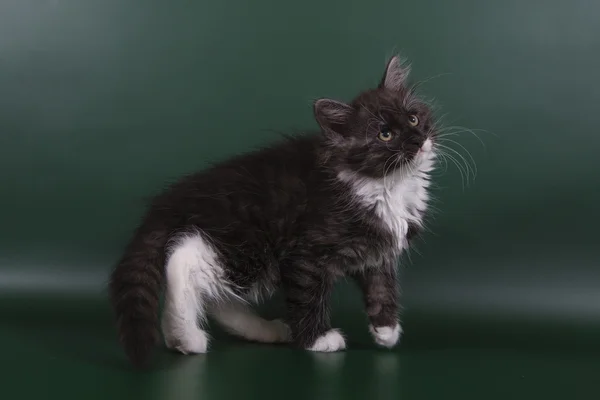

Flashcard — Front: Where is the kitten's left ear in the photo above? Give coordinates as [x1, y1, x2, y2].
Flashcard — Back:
[379, 55, 411, 91]
[314, 98, 353, 138]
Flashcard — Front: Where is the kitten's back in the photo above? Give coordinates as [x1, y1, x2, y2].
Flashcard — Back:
[151, 132, 323, 231]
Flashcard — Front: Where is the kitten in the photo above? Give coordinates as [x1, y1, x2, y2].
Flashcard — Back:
[109, 54, 439, 368]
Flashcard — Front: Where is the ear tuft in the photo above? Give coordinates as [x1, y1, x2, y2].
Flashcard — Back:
[379, 55, 411, 91]
[314, 98, 353, 136]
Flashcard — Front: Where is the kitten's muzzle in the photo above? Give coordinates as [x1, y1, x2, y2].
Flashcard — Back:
[420, 138, 433, 152]
[404, 138, 426, 153]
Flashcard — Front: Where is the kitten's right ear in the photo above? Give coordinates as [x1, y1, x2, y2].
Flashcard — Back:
[379, 55, 411, 91]
[314, 98, 353, 137]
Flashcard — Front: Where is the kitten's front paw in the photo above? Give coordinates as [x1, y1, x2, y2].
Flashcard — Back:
[307, 329, 346, 352]
[369, 323, 402, 348]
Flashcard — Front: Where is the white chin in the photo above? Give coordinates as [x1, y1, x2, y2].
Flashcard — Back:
[421, 138, 433, 152]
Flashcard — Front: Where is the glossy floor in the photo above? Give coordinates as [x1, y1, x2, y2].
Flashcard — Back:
[2, 296, 598, 400]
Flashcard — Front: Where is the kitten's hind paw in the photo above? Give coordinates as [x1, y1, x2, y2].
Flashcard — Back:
[307, 329, 346, 352]
[369, 323, 402, 348]
[164, 328, 209, 354]
[267, 319, 293, 343]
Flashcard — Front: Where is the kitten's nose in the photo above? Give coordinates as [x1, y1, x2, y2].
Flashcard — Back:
[412, 137, 426, 149]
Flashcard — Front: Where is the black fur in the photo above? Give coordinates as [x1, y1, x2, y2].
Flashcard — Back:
[109, 223, 168, 368]
[109, 55, 438, 367]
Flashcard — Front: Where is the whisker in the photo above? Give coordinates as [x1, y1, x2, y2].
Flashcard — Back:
[410, 72, 452, 92]
[436, 125, 493, 149]
[441, 143, 475, 182]
[432, 151, 449, 176]
[364, 118, 381, 146]
[435, 147, 467, 189]
[360, 103, 382, 122]
[437, 138, 478, 179]
[382, 154, 398, 188]
[436, 141, 471, 175]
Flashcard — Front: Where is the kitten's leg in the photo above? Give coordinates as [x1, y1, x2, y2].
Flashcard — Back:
[282, 260, 345, 352]
[352, 264, 402, 348]
[210, 300, 292, 343]
[161, 252, 209, 354]
[161, 233, 227, 354]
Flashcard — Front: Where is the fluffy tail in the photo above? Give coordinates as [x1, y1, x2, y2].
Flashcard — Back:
[109, 224, 169, 368]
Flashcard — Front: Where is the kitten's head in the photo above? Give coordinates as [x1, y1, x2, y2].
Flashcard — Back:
[315, 55, 436, 178]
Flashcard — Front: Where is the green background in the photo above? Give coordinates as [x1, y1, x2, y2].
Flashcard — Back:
[1, 0, 599, 398]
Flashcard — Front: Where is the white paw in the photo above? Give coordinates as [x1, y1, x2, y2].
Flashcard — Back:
[266, 319, 292, 343]
[164, 328, 209, 354]
[369, 324, 402, 348]
[307, 329, 346, 352]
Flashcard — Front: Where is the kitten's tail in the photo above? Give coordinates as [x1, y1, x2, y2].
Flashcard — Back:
[108, 223, 169, 368]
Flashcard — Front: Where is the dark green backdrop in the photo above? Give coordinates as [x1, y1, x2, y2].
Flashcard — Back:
[1, 0, 599, 399]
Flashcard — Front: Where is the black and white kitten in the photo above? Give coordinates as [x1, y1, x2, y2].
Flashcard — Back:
[109, 55, 439, 368]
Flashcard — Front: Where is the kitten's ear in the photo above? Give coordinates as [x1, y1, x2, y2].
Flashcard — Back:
[314, 98, 353, 137]
[379, 55, 411, 91]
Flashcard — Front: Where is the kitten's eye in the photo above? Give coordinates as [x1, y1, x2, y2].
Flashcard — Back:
[378, 126, 394, 141]
[408, 114, 419, 127]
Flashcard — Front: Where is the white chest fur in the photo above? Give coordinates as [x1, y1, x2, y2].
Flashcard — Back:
[338, 139, 436, 251]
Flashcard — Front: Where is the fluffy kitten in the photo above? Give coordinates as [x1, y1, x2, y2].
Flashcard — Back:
[109, 55, 439, 368]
